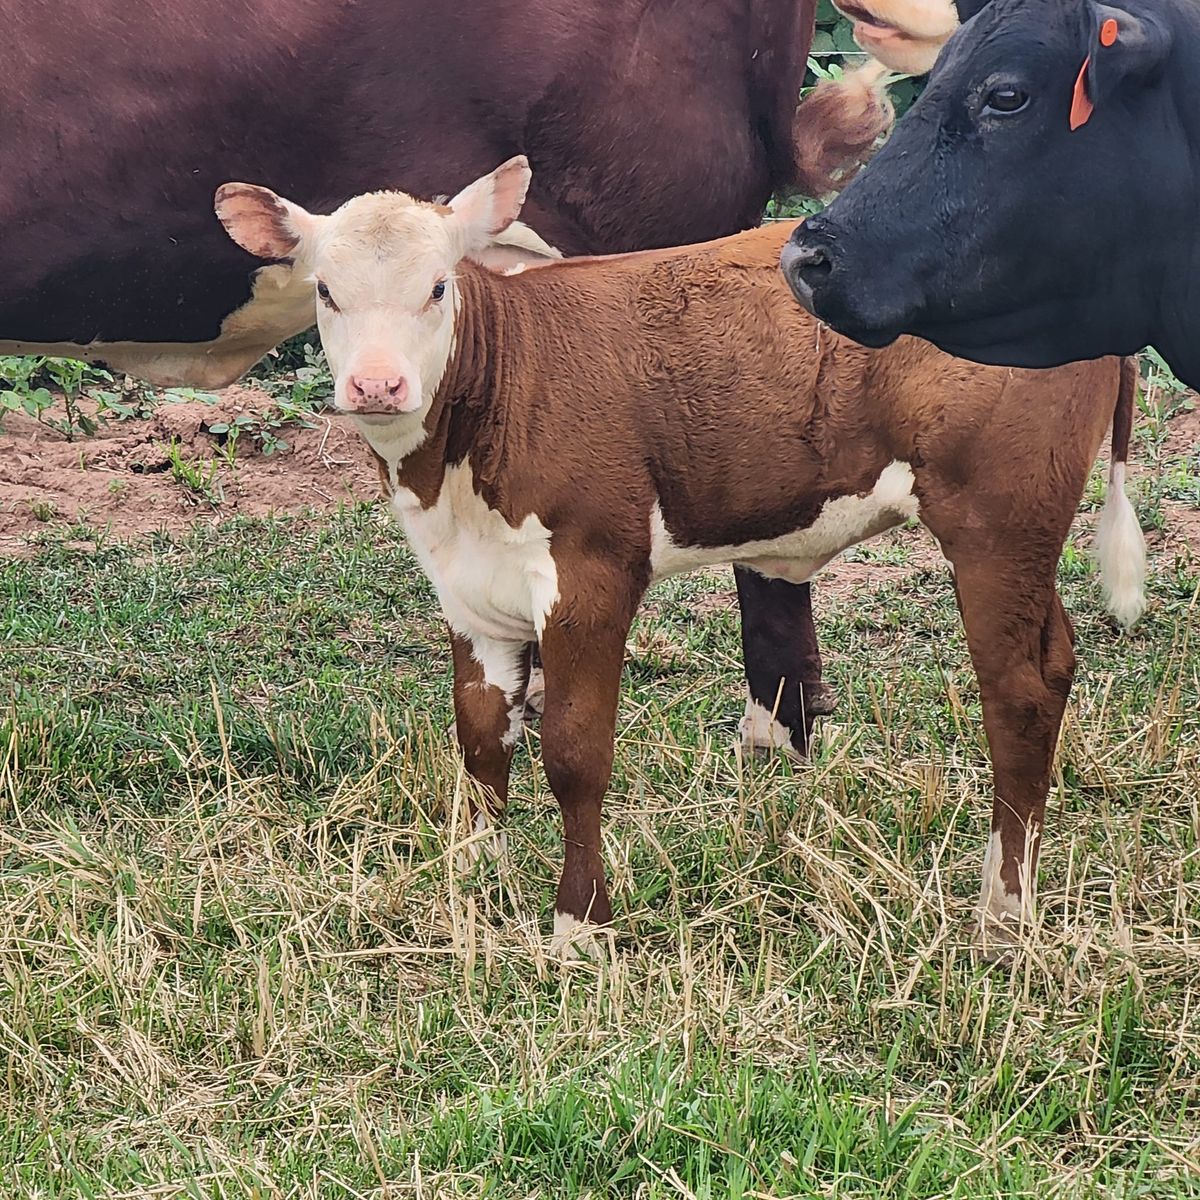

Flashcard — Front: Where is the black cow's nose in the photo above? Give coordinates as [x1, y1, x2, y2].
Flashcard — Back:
[780, 225, 838, 313]
[786, 242, 833, 280]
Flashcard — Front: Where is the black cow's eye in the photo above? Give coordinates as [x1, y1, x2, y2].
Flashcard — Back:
[431, 280, 446, 301]
[982, 85, 1030, 116]
[317, 280, 337, 309]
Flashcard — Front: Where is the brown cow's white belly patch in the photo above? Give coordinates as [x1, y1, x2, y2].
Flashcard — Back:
[649, 461, 919, 583]
[0, 264, 315, 388]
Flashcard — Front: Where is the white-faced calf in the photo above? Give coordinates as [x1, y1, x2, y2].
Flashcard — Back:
[217, 158, 1146, 952]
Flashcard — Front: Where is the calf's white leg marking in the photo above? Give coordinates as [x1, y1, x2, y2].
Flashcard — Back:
[740, 696, 797, 758]
[501, 703, 525, 750]
[454, 806, 508, 873]
[978, 829, 1034, 938]
[523, 666, 546, 716]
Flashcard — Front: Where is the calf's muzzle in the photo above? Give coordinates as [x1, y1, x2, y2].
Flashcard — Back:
[344, 374, 414, 414]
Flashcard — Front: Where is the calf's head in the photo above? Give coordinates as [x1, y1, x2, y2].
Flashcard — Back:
[215, 157, 532, 418]
[784, 0, 1184, 370]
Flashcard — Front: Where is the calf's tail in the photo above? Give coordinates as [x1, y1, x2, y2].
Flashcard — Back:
[1095, 356, 1147, 628]
[790, 61, 895, 199]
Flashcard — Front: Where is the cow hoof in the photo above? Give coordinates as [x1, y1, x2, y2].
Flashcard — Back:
[739, 699, 802, 760]
[550, 911, 608, 961]
[804, 681, 838, 717]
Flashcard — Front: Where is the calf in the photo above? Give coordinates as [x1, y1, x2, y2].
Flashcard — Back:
[217, 159, 1146, 950]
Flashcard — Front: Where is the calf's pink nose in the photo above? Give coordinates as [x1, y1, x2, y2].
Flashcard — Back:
[347, 374, 408, 409]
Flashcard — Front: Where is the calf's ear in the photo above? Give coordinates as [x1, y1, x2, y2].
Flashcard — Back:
[447, 157, 532, 252]
[466, 218, 561, 273]
[215, 183, 316, 260]
[1074, 3, 1172, 127]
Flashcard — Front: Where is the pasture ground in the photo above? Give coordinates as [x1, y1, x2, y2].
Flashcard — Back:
[2, 352, 1200, 1198]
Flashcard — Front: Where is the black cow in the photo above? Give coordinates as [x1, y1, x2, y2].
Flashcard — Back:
[782, 0, 1200, 388]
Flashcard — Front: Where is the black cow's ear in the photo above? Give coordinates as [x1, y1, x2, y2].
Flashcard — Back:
[1084, 3, 1173, 105]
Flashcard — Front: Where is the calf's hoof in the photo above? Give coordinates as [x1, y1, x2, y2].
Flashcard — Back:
[453, 810, 508, 874]
[972, 914, 1024, 968]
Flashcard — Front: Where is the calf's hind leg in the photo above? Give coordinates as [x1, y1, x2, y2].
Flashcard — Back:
[951, 559, 1076, 943]
[734, 570, 836, 758]
[450, 633, 532, 863]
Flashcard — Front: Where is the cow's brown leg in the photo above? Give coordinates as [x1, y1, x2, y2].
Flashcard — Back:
[524, 643, 546, 718]
[734, 569, 836, 758]
[449, 632, 532, 864]
[950, 559, 1076, 945]
[536, 571, 639, 951]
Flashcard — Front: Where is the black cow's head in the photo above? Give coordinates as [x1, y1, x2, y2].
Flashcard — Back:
[783, 0, 1194, 376]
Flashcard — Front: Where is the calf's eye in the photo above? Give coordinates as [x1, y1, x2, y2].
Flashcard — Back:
[982, 85, 1030, 116]
[317, 280, 337, 308]
[431, 280, 446, 302]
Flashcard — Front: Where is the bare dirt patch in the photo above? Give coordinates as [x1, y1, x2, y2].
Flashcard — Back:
[1160, 398, 1200, 462]
[2, 387, 1198, 596]
[0, 385, 378, 552]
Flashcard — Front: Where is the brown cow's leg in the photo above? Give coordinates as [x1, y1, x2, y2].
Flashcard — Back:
[450, 632, 532, 865]
[734, 569, 836, 758]
[951, 562, 1076, 947]
[524, 643, 546, 718]
[536, 575, 639, 953]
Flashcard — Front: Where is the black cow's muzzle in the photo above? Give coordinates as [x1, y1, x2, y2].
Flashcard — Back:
[780, 237, 827, 314]
[780, 219, 904, 349]
[781, 218, 841, 318]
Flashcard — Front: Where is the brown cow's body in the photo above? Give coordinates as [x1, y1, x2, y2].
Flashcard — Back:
[4, 0, 827, 371]
[218, 173, 1142, 947]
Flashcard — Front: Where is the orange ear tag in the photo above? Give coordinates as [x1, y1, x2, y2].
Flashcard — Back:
[1071, 20, 1118, 129]
[1069, 55, 1094, 129]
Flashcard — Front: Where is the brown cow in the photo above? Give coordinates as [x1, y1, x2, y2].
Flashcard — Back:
[216, 158, 1146, 952]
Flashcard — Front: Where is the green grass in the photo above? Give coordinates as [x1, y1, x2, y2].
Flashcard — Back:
[1, 483, 1199, 1197]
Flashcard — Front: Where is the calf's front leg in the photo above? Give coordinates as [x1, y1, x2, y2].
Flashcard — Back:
[450, 632, 532, 863]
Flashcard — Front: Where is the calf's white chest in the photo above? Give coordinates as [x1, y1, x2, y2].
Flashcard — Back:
[391, 462, 560, 649]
